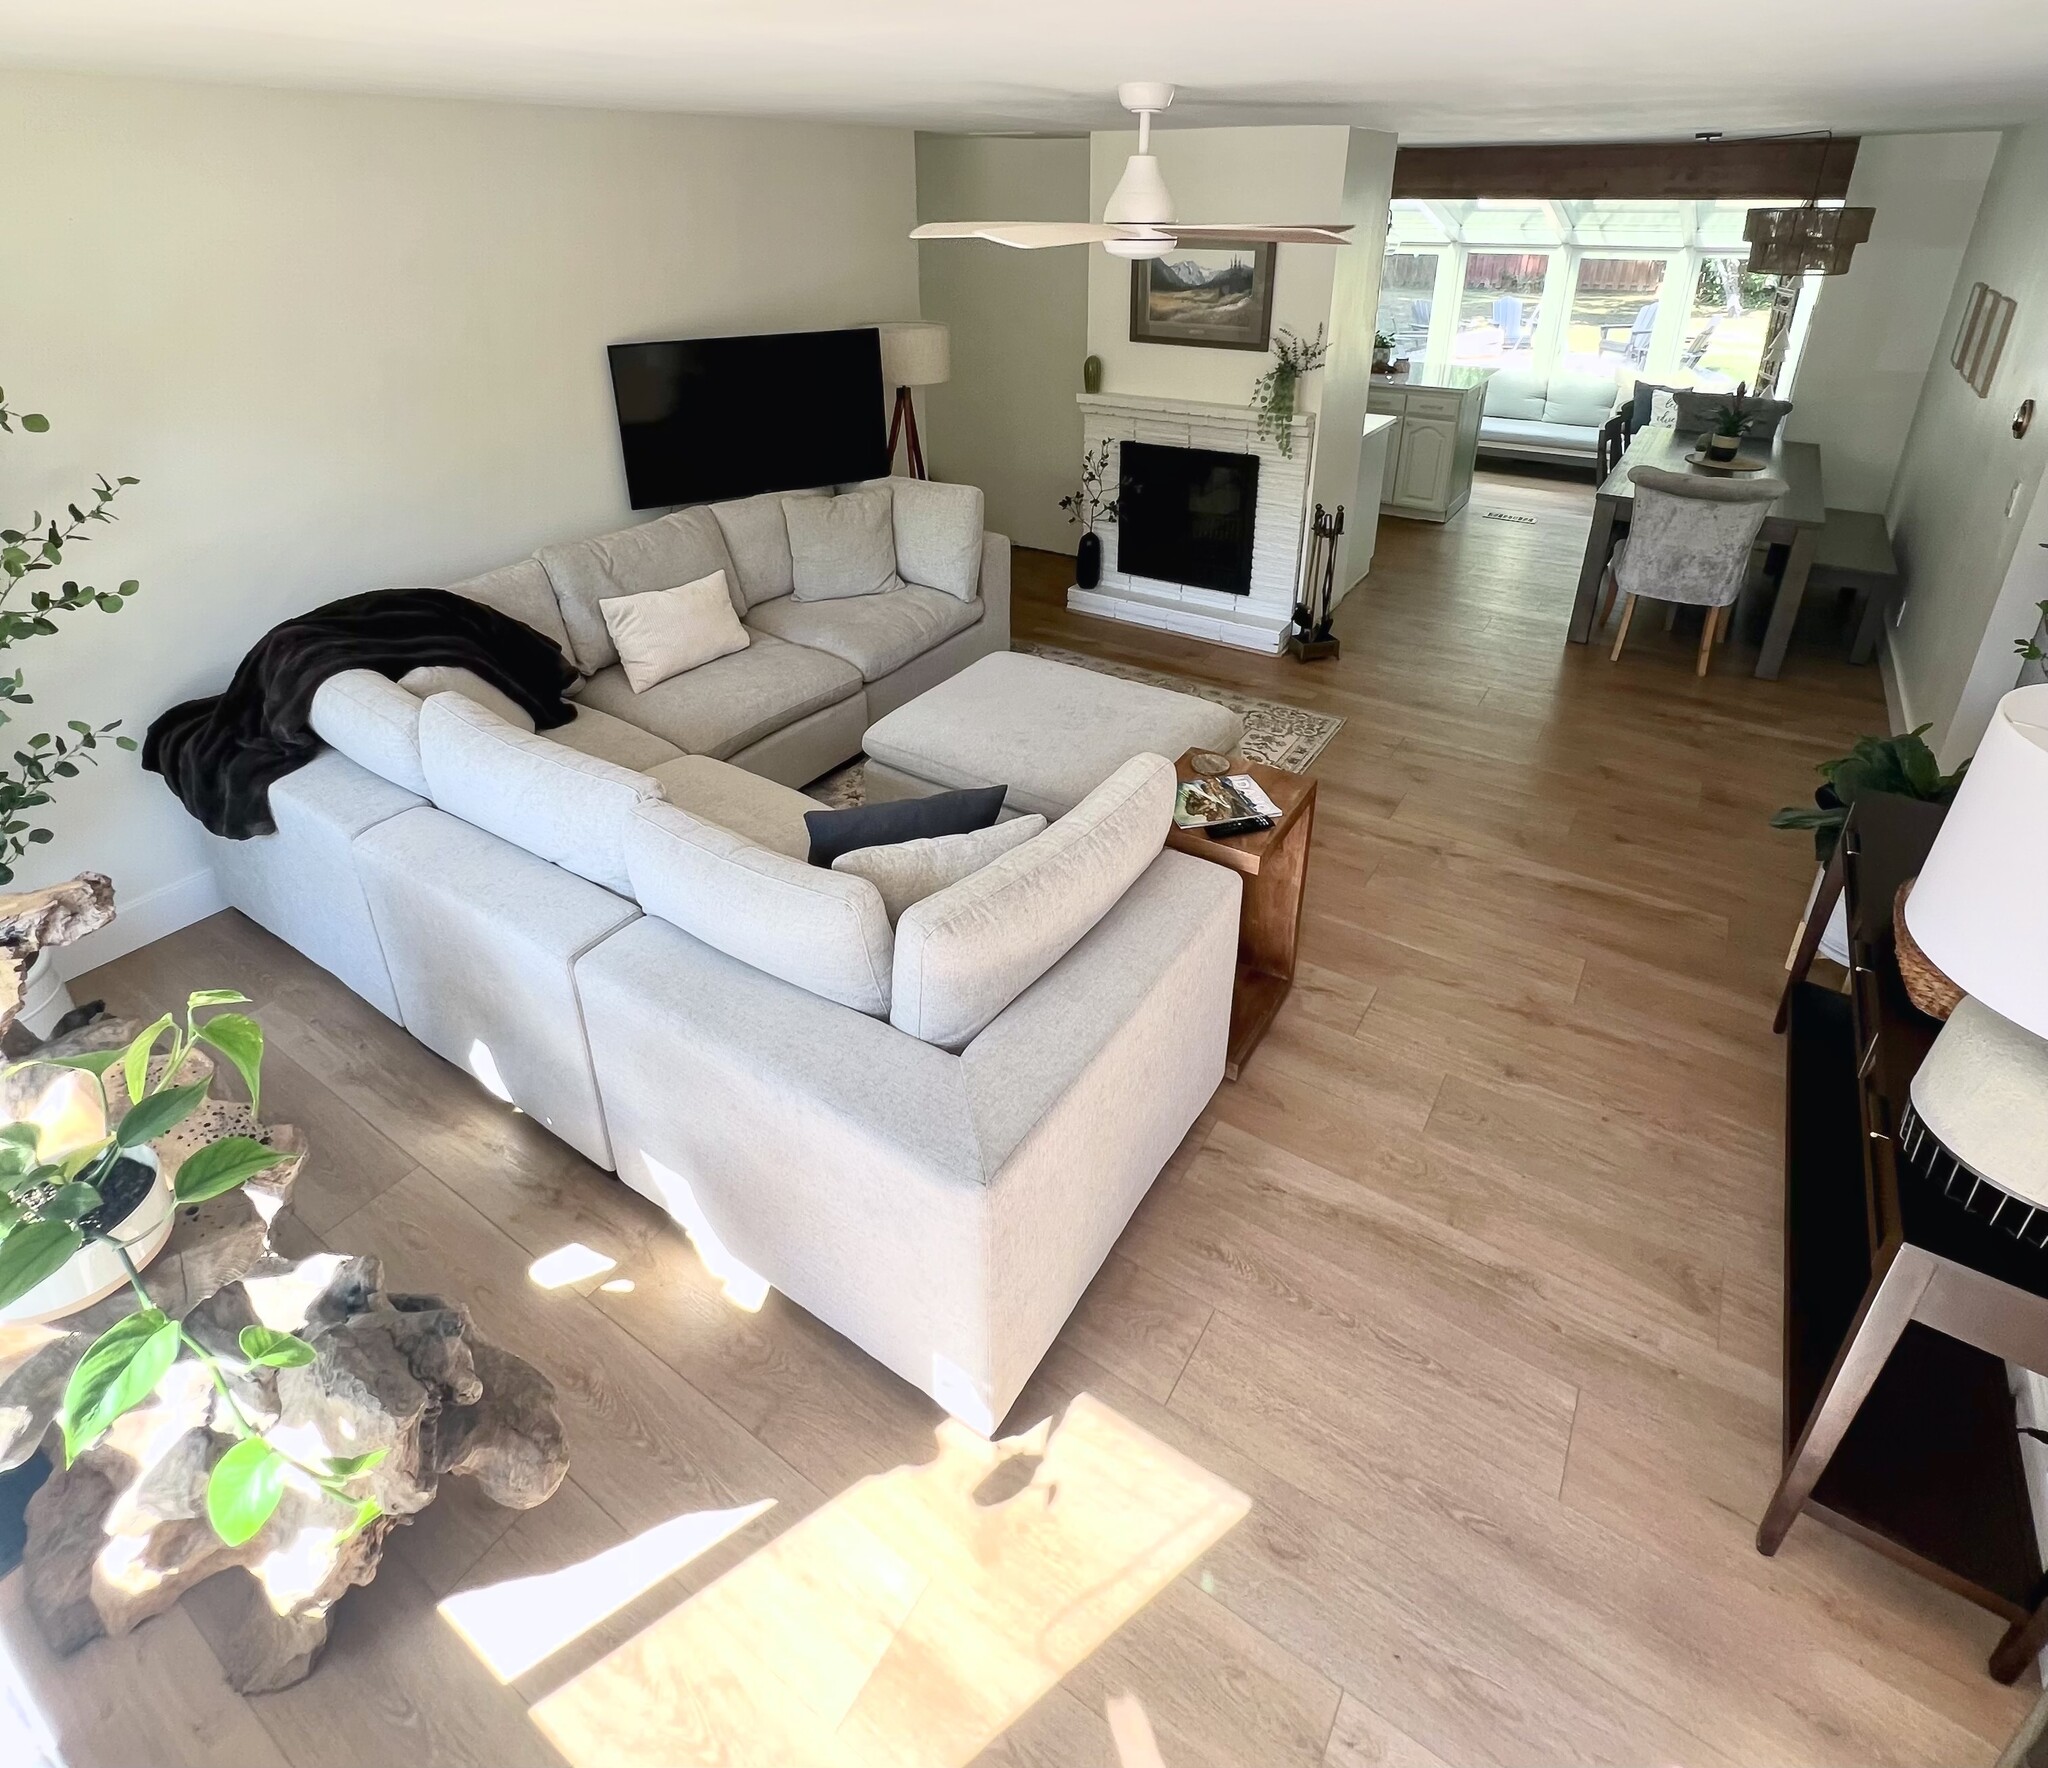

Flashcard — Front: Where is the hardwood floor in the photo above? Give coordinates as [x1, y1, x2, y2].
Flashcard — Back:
[12, 467, 2031, 1765]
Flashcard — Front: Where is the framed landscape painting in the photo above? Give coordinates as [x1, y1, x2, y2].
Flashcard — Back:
[1129, 239, 1277, 350]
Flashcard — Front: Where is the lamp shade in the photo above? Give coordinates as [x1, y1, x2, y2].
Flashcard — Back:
[1902, 683, 2048, 1040]
[877, 321, 950, 389]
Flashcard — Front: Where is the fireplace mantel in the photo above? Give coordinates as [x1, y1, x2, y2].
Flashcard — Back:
[1072, 391, 1316, 655]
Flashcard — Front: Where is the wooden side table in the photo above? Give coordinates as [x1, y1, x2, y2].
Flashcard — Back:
[1165, 752, 1317, 1081]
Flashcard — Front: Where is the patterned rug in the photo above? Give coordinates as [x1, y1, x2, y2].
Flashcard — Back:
[805, 645, 1343, 808]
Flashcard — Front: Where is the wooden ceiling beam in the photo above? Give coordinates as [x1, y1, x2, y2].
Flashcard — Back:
[1392, 137, 1859, 202]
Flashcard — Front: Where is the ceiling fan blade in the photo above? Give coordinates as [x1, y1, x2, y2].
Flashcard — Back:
[910, 221, 1167, 249]
[1166, 224, 1355, 245]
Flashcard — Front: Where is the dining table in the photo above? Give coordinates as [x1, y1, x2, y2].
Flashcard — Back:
[1567, 427, 1827, 680]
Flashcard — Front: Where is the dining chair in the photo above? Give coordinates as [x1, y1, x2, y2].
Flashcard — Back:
[1597, 465, 1789, 676]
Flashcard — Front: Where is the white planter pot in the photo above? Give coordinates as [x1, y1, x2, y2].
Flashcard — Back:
[0, 1145, 173, 1325]
[17, 949, 76, 1040]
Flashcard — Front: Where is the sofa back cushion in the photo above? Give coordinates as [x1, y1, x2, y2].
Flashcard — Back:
[1541, 372, 1620, 430]
[537, 507, 740, 673]
[624, 800, 894, 1015]
[785, 488, 904, 602]
[396, 665, 536, 730]
[832, 814, 1047, 925]
[1482, 369, 1548, 421]
[708, 487, 830, 608]
[309, 670, 434, 796]
[888, 477, 984, 601]
[416, 691, 660, 895]
[889, 752, 1175, 1051]
[445, 559, 575, 662]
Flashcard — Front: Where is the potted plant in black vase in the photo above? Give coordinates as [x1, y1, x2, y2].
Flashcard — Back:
[1060, 441, 1119, 590]
[1704, 382, 1758, 463]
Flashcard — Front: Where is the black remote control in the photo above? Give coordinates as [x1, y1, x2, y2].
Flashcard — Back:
[1205, 815, 1274, 839]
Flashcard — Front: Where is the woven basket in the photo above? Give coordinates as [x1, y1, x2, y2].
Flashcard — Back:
[1893, 878, 1963, 1020]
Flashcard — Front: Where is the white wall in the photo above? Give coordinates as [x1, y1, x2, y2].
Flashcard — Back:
[1, 70, 919, 973]
[915, 135, 1089, 553]
[1885, 122, 2048, 766]
[1784, 132, 1999, 513]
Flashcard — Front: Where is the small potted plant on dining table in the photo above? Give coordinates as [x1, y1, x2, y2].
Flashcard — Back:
[1703, 382, 1759, 463]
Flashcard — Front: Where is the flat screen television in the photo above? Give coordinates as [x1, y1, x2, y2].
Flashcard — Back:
[606, 327, 888, 509]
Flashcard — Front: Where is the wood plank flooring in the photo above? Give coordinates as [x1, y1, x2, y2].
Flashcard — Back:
[10, 467, 2032, 1765]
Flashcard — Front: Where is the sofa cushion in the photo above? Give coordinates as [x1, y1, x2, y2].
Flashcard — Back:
[624, 800, 894, 1015]
[573, 631, 861, 759]
[1541, 372, 1620, 430]
[416, 691, 661, 896]
[445, 558, 574, 662]
[309, 670, 431, 796]
[804, 782, 1008, 868]
[537, 507, 740, 673]
[1479, 415, 1601, 454]
[708, 487, 830, 609]
[786, 487, 903, 602]
[745, 582, 981, 683]
[889, 752, 1175, 1051]
[644, 753, 815, 860]
[397, 665, 535, 729]
[547, 706, 685, 772]
[600, 570, 751, 693]
[833, 814, 1046, 924]
[1481, 369, 1548, 422]
[888, 478, 984, 601]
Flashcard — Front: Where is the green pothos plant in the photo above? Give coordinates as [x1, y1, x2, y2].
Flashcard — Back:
[0, 384, 143, 886]
[0, 994, 385, 1547]
[1251, 325, 1330, 459]
[2016, 598, 2048, 671]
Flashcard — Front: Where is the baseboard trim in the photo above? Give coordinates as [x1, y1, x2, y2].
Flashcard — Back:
[51, 866, 225, 983]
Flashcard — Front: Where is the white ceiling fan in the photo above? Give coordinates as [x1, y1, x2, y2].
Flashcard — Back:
[910, 83, 1352, 260]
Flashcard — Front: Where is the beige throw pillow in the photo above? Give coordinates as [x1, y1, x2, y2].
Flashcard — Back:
[598, 570, 749, 693]
[785, 487, 904, 601]
[831, 814, 1047, 924]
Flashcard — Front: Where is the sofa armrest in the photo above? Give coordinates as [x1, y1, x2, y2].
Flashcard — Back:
[978, 532, 1011, 646]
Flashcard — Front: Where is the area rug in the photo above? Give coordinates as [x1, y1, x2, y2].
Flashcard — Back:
[804, 645, 1344, 809]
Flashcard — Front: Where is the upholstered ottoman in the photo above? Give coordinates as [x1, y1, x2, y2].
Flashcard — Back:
[861, 651, 1244, 818]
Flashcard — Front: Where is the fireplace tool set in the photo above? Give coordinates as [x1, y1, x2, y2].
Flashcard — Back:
[1288, 503, 1343, 663]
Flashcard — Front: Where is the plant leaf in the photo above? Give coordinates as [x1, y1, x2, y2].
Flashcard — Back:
[59, 1308, 180, 1463]
[18, 1049, 119, 1080]
[206, 1436, 286, 1547]
[114, 1081, 207, 1149]
[185, 989, 249, 1009]
[120, 1014, 175, 1110]
[340, 1495, 382, 1541]
[195, 1012, 263, 1115]
[0, 1122, 41, 1155]
[238, 1324, 315, 1369]
[42, 1181, 101, 1224]
[324, 1448, 387, 1477]
[173, 1136, 287, 1204]
[0, 1218, 83, 1310]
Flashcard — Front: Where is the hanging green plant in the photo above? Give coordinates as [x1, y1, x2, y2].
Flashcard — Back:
[1251, 326, 1330, 459]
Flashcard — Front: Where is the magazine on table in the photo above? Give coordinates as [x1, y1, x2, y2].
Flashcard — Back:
[1173, 772, 1282, 830]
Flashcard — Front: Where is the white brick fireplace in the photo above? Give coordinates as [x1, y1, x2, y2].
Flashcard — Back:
[1072, 391, 1315, 655]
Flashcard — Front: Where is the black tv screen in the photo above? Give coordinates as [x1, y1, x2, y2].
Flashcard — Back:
[607, 327, 888, 509]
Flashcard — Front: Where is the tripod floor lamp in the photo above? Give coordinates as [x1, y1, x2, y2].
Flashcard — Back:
[879, 322, 949, 479]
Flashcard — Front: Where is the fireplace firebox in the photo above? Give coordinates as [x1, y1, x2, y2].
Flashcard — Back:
[1116, 441, 1260, 597]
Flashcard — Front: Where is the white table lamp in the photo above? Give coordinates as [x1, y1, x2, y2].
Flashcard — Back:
[877, 321, 949, 479]
[1901, 683, 2048, 1217]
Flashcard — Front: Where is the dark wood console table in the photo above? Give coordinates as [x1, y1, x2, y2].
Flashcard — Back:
[1767, 791, 2048, 1682]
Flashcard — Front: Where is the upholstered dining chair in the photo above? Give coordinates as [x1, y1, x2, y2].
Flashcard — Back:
[1597, 465, 1788, 676]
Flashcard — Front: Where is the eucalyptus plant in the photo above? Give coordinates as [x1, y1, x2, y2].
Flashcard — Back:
[1059, 441, 1120, 534]
[1, 994, 384, 1547]
[0, 385, 142, 886]
[1252, 326, 1330, 458]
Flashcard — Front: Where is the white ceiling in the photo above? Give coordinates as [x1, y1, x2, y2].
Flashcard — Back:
[1, 0, 2044, 142]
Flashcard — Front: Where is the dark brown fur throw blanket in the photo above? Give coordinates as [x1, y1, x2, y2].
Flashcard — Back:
[145, 587, 578, 839]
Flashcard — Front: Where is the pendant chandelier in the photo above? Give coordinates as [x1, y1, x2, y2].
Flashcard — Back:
[1743, 130, 1874, 276]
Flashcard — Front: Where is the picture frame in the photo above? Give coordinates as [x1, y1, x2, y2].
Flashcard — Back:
[1128, 239, 1277, 351]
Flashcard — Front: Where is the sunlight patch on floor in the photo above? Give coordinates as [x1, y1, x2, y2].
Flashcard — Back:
[632, 1155, 770, 1310]
[440, 1500, 777, 1682]
[529, 1392, 1249, 1767]
[527, 1243, 617, 1290]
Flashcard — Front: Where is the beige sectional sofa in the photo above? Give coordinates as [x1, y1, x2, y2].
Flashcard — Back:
[198, 481, 1240, 1430]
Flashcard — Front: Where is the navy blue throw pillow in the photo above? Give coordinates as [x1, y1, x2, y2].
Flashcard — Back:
[805, 783, 1008, 867]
